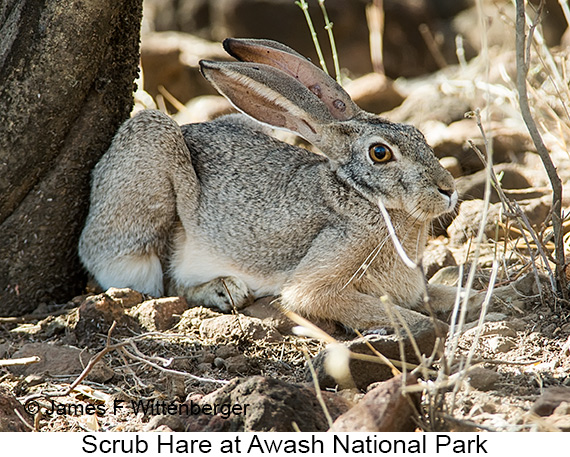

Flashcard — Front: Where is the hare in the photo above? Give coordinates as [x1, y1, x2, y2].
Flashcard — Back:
[79, 38, 462, 331]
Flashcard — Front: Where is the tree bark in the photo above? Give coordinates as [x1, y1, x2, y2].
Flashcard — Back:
[0, 0, 143, 315]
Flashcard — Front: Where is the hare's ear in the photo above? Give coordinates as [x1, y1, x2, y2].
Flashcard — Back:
[200, 59, 339, 149]
[223, 38, 359, 121]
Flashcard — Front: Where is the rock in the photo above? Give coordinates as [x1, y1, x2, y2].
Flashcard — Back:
[105, 288, 145, 309]
[461, 313, 509, 331]
[531, 387, 570, 417]
[487, 272, 546, 316]
[456, 163, 544, 203]
[454, 0, 566, 52]
[345, 73, 404, 114]
[145, 376, 351, 432]
[9, 343, 114, 383]
[466, 367, 501, 391]
[448, 195, 553, 247]
[74, 292, 140, 345]
[145, 0, 473, 78]
[144, 414, 188, 432]
[447, 200, 500, 245]
[215, 345, 239, 359]
[429, 266, 462, 287]
[131, 297, 189, 331]
[0, 386, 31, 432]
[486, 336, 516, 353]
[463, 321, 519, 339]
[427, 119, 536, 174]
[329, 374, 419, 432]
[423, 242, 457, 279]
[309, 319, 445, 390]
[515, 196, 552, 228]
[241, 296, 295, 334]
[223, 355, 250, 374]
[196, 376, 350, 431]
[199, 314, 283, 343]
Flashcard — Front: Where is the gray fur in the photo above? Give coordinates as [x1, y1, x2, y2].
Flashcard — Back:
[79, 39, 460, 330]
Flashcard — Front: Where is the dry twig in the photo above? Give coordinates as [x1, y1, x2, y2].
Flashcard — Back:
[515, 0, 567, 299]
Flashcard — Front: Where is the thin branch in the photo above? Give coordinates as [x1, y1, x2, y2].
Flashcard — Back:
[318, 0, 341, 84]
[515, 0, 567, 298]
[366, 0, 385, 75]
[296, 0, 330, 75]
[0, 356, 40, 367]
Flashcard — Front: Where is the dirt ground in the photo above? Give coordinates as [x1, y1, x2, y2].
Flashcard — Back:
[1, 252, 570, 432]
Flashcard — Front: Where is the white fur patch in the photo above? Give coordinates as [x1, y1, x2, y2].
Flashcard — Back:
[96, 254, 164, 296]
[170, 232, 287, 297]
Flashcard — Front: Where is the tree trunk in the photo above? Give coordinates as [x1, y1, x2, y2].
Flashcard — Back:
[0, 0, 143, 315]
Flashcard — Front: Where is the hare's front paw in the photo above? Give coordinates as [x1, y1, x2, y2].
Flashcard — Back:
[176, 276, 252, 312]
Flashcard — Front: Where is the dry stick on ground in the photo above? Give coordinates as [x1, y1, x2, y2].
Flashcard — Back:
[0, 356, 40, 367]
[24, 326, 228, 405]
[515, 0, 567, 299]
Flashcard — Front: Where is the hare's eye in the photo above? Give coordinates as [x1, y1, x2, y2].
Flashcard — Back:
[369, 143, 393, 163]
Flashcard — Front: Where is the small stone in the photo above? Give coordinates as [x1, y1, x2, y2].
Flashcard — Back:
[200, 351, 216, 364]
[456, 163, 535, 203]
[131, 297, 189, 331]
[531, 387, 570, 417]
[196, 362, 212, 373]
[215, 345, 239, 359]
[224, 355, 249, 374]
[447, 200, 503, 245]
[486, 336, 516, 353]
[75, 292, 139, 344]
[329, 374, 420, 432]
[467, 367, 501, 391]
[180, 376, 351, 432]
[105, 288, 145, 308]
[429, 265, 462, 287]
[344, 72, 404, 114]
[423, 242, 457, 279]
[199, 315, 282, 343]
[480, 321, 518, 338]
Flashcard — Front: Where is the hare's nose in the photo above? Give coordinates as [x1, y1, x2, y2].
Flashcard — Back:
[438, 188, 458, 210]
[438, 187, 454, 198]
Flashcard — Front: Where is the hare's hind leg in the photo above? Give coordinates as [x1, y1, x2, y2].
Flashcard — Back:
[169, 277, 252, 312]
[166, 228, 253, 311]
[79, 110, 199, 297]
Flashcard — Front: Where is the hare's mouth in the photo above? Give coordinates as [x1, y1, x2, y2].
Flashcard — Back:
[397, 188, 458, 221]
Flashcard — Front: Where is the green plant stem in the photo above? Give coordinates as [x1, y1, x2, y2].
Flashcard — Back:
[295, 0, 330, 75]
[318, 0, 341, 84]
